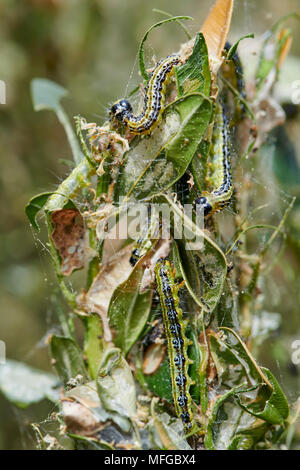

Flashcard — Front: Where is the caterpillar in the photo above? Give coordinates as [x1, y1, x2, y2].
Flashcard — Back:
[194, 102, 232, 216]
[154, 259, 196, 433]
[223, 41, 246, 110]
[110, 55, 181, 135]
[129, 207, 160, 266]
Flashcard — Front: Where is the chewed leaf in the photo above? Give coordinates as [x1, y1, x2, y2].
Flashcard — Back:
[0, 359, 60, 407]
[31, 78, 67, 112]
[97, 349, 136, 433]
[226, 419, 268, 450]
[51, 209, 85, 276]
[204, 385, 244, 450]
[220, 327, 272, 387]
[108, 262, 152, 355]
[209, 332, 288, 425]
[175, 33, 211, 97]
[201, 0, 233, 75]
[114, 93, 212, 203]
[77, 245, 134, 342]
[61, 400, 102, 436]
[150, 409, 192, 450]
[64, 381, 110, 433]
[236, 367, 289, 425]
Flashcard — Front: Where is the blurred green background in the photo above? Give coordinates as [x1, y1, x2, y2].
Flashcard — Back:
[0, 0, 299, 449]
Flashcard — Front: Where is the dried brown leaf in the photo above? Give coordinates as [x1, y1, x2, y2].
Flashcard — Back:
[142, 343, 166, 375]
[201, 0, 234, 75]
[77, 245, 134, 341]
[62, 399, 102, 435]
[51, 209, 85, 276]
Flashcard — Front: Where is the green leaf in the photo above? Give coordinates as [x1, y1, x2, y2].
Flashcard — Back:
[138, 16, 193, 81]
[83, 314, 105, 380]
[226, 33, 254, 60]
[115, 93, 212, 203]
[175, 33, 211, 97]
[97, 349, 136, 433]
[141, 355, 173, 403]
[236, 367, 289, 425]
[50, 336, 87, 384]
[227, 418, 268, 450]
[0, 359, 60, 407]
[208, 329, 289, 425]
[108, 263, 152, 356]
[25, 192, 55, 231]
[187, 327, 201, 404]
[220, 327, 273, 387]
[31, 78, 82, 165]
[152, 9, 192, 40]
[25, 191, 78, 232]
[191, 139, 210, 192]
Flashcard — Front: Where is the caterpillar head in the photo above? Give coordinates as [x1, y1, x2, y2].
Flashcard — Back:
[110, 99, 132, 122]
[194, 196, 213, 217]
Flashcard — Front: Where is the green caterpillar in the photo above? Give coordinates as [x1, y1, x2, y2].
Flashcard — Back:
[194, 102, 233, 216]
[110, 55, 181, 135]
[155, 259, 197, 434]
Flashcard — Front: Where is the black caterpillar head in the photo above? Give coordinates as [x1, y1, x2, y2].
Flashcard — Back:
[194, 196, 212, 217]
[110, 99, 132, 122]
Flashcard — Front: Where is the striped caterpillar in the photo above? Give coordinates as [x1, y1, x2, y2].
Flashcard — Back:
[110, 55, 181, 135]
[154, 259, 196, 433]
[194, 102, 233, 216]
[223, 42, 247, 112]
[129, 208, 160, 267]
